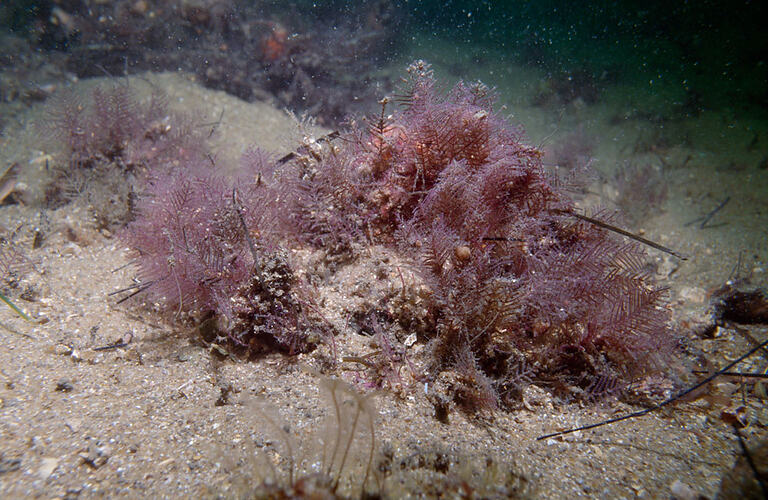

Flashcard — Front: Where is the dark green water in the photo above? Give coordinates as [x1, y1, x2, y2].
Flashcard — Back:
[4, 0, 767, 117]
[403, 0, 767, 119]
[1, 1, 767, 165]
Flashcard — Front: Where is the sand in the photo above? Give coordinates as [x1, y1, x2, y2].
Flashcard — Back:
[0, 69, 766, 499]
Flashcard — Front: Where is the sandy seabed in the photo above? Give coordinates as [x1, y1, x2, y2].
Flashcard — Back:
[0, 70, 767, 499]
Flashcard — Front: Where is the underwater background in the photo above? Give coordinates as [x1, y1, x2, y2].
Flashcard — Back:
[3, 1, 768, 140]
[2, 0, 767, 216]
[1, 1, 767, 498]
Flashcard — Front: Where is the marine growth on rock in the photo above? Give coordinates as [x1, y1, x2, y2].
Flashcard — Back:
[241, 61, 674, 408]
[113, 61, 675, 409]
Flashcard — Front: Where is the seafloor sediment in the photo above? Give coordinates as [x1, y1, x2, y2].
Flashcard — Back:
[0, 69, 766, 498]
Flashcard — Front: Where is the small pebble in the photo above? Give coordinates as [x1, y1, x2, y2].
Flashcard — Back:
[53, 344, 72, 356]
[38, 457, 59, 480]
[80, 445, 111, 469]
[55, 380, 73, 392]
[670, 479, 697, 500]
[131, 0, 148, 15]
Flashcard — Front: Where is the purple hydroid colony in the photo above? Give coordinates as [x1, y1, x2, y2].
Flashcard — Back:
[45, 63, 674, 407]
